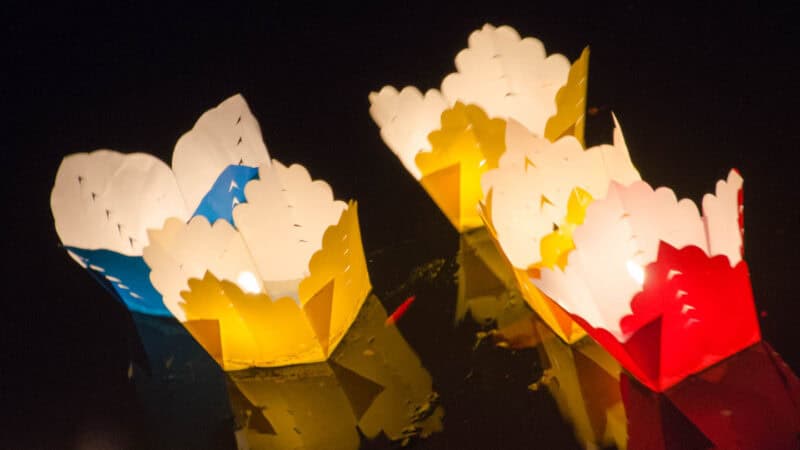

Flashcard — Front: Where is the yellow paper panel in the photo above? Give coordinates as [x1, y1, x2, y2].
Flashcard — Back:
[299, 202, 372, 357]
[303, 278, 335, 356]
[416, 103, 506, 232]
[181, 272, 325, 370]
[420, 164, 463, 230]
[220, 279, 324, 368]
[544, 47, 590, 147]
[534, 187, 594, 271]
[180, 273, 261, 370]
[182, 319, 224, 366]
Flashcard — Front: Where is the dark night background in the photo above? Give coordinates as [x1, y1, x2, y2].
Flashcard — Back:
[2, 2, 798, 449]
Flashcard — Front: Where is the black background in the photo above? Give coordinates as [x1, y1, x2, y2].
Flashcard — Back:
[2, 2, 798, 448]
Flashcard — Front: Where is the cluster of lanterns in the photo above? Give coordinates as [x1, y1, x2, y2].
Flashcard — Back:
[369, 24, 758, 392]
[52, 23, 764, 404]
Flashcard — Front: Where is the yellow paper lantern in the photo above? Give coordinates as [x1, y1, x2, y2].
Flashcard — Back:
[369, 24, 590, 232]
[51, 94, 372, 369]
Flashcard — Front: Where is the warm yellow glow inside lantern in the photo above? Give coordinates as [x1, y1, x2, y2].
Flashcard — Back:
[160, 201, 372, 370]
[51, 93, 374, 370]
[544, 47, 590, 147]
[532, 187, 593, 272]
[493, 310, 627, 449]
[416, 102, 506, 230]
[369, 24, 590, 233]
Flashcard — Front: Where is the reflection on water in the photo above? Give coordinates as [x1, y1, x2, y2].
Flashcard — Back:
[227, 295, 443, 449]
[130, 295, 442, 449]
[458, 228, 627, 449]
[124, 232, 799, 449]
[129, 312, 235, 449]
[458, 228, 800, 450]
[496, 318, 628, 449]
[622, 341, 800, 450]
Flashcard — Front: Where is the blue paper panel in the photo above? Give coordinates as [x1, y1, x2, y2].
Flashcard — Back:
[67, 247, 170, 316]
[193, 164, 259, 226]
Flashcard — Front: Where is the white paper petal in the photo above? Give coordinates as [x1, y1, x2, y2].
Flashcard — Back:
[489, 119, 543, 178]
[702, 169, 744, 264]
[233, 160, 346, 299]
[482, 121, 640, 268]
[609, 182, 707, 263]
[482, 158, 555, 269]
[441, 24, 570, 136]
[368, 86, 448, 179]
[173, 94, 271, 213]
[534, 192, 642, 339]
[143, 216, 259, 320]
[534, 180, 710, 340]
[51, 150, 189, 256]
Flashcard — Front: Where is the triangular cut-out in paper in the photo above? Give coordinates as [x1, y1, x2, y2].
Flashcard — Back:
[420, 163, 462, 230]
[328, 360, 386, 421]
[183, 319, 223, 365]
[303, 278, 335, 356]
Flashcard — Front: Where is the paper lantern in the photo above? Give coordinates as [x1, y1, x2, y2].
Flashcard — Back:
[532, 170, 760, 391]
[621, 342, 800, 450]
[369, 24, 590, 232]
[479, 116, 641, 342]
[51, 94, 372, 368]
[227, 295, 443, 450]
[494, 310, 628, 449]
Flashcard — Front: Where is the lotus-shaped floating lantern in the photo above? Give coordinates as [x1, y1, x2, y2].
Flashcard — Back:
[51, 94, 372, 369]
[479, 117, 641, 342]
[531, 170, 759, 391]
[369, 24, 590, 232]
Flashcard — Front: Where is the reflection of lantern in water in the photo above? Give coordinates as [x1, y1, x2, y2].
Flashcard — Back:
[621, 342, 800, 450]
[532, 170, 760, 391]
[127, 312, 236, 450]
[456, 227, 526, 326]
[226, 295, 443, 450]
[369, 24, 590, 232]
[494, 312, 628, 450]
[51, 94, 372, 369]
